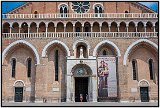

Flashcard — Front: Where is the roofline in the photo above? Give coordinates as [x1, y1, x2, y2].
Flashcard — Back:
[7, 2, 31, 14]
[6, 2, 157, 14]
[134, 2, 157, 13]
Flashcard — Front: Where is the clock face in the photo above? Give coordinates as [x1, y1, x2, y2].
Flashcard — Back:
[72, 2, 90, 13]
[77, 68, 84, 75]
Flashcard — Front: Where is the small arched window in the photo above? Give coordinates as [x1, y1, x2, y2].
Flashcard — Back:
[27, 58, 32, 77]
[148, 59, 153, 80]
[103, 50, 107, 55]
[11, 58, 16, 78]
[60, 5, 68, 17]
[55, 50, 59, 81]
[94, 5, 103, 17]
[125, 11, 129, 17]
[95, 5, 103, 13]
[34, 11, 38, 18]
[3, 29, 9, 33]
[125, 11, 129, 13]
[132, 59, 137, 80]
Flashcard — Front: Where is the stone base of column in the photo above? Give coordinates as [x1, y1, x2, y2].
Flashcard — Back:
[92, 98, 97, 102]
[66, 99, 74, 102]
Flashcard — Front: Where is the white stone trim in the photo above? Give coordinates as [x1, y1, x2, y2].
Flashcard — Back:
[93, 3, 104, 10]
[147, 58, 154, 63]
[93, 40, 121, 57]
[138, 79, 150, 87]
[58, 3, 68, 10]
[13, 80, 25, 86]
[42, 40, 70, 57]
[73, 39, 91, 49]
[70, 2, 91, 13]
[72, 39, 91, 58]
[9, 57, 17, 63]
[123, 39, 158, 65]
[2, 40, 40, 65]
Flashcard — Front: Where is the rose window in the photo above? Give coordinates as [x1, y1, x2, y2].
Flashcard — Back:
[72, 2, 90, 13]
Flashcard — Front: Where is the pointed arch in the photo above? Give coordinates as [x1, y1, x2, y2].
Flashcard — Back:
[42, 40, 70, 57]
[93, 40, 121, 57]
[2, 40, 40, 64]
[123, 39, 158, 65]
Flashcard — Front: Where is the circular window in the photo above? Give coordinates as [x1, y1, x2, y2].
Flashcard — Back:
[72, 2, 90, 13]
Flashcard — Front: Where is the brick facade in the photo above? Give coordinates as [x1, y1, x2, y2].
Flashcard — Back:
[2, 2, 158, 103]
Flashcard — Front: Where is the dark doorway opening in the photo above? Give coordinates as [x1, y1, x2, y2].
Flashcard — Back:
[14, 87, 23, 102]
[75, 77, 88, 102]
[76, 27, 80, 32]
[85, 27, 89, 32]
[140, 87, 149, 102]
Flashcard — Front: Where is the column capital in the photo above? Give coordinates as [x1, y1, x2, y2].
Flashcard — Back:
[134, 22, 138, 27]
[117, 22, 120, 27]
[72, 22, 76, 26]
[64, 23, 67, 28]
[99, 22, 102, 27]
[126, 22, 129, 27]
[108, 23, 111, 27]
[82, 24, 84, 27]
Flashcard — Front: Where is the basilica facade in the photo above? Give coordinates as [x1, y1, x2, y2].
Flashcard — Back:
[2, 2, 158, 103]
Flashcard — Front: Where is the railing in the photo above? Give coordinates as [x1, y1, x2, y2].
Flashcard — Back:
[2, 32, 158, 39]
[2, 13, 158, 19]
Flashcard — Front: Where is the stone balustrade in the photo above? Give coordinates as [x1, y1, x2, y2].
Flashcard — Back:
[2, 13, 158, 19]
[2, 32, 158, 40]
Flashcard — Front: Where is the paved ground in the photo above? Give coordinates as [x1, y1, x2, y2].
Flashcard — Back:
[2, 102, 158, 107]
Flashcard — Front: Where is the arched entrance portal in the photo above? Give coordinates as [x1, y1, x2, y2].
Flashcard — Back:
[14, 80, 25, 102]
[138, 80, 150, 102]
[71, 64, 92, 102]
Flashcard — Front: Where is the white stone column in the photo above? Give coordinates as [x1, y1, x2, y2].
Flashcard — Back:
[28, 27, 30, 37]
[73, 23, 75, 32]
[88, 77, 92, 102]
[73, 26, 75, 32]
[91, 24, 93, 32]
[19, 27, 21, 33]
[36, 27, 38, 33]
[55, 26, 57, 32]
[126, 26, 128, 32]
[108, 24, 111, 32]
[45, 26, 48, 37]
[92, 76, 97, 102]
[135, 26, 137, 32]
[67, 75, 72, 102]
[9, 26, 12, 34]
[117, 26, 119, 32]
[153, 26, 155, 32]
[64, 25, 66, 32]
[100, 26, 101, 32]
[82, 26, 84, 32]
[144, 26, 146, 32]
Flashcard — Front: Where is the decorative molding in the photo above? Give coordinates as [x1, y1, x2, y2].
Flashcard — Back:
[123, 39, 158, 65]
[93, 40, 121, 57]
[2, 40, 40, 64]
[93, 3, 104, 10]
[58, 3, 68, 10]
[13, 80, 25, 87]
[42, 40, 70, 57]
[138, 79, 150, 87]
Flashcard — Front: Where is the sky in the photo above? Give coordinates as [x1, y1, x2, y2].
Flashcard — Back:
[1, 2, 158, 14]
